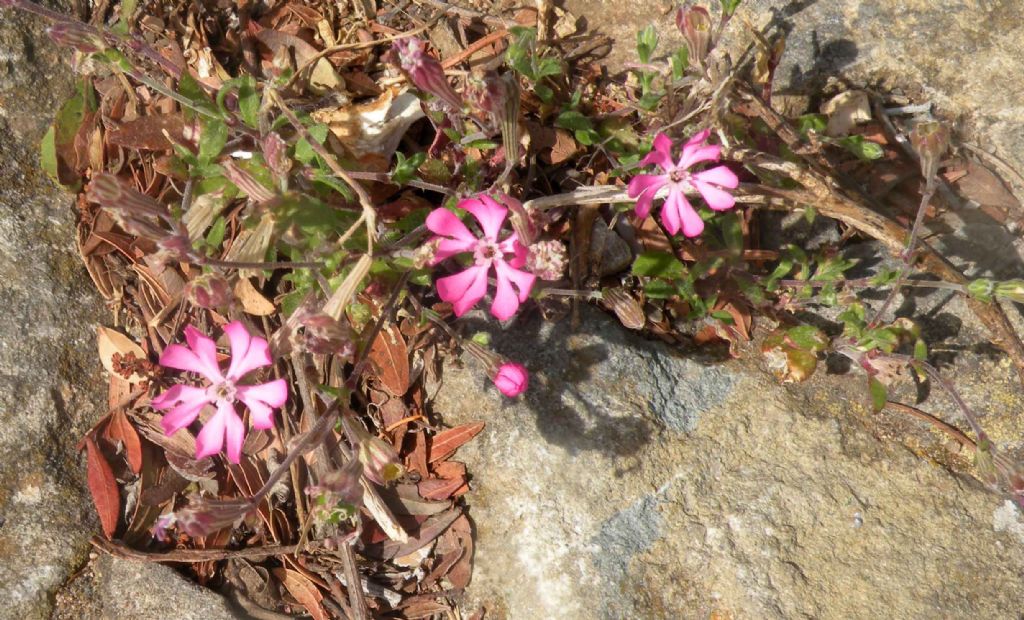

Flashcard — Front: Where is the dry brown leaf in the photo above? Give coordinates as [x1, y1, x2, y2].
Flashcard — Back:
[107, 114, 186, 150]
[97, 326, 147, 383]
[105, 409, 143, 474]
[234, 277, 276, 316]
[272, 568, 329, 620]
[311, 87, 425, 161]
[368, 324, 410, 396]
[821, 90, 872, 137]
[85, 436, 120, 539]
[428, 422, 485, 464]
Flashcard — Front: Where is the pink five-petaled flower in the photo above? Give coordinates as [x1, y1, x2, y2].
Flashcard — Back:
[150, 322, 288, 464]
[627, 130, 739, 238]
[426, 194, 537, 320]
[492, 362, 528, 397]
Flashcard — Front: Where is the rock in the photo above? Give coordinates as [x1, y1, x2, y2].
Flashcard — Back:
[0, 5, 112, 619]
[52, 554, 240, 619]
[430, 309, 1024, 619]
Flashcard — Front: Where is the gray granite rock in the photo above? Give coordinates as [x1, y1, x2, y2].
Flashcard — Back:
[53, 554, 241, 620]
[0, 5, 112, 619]
[431, 309, 1024, 619]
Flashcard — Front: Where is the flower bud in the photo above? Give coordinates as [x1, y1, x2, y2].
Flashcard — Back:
[307, 456, 364, 509]
[186, 273, 232, 309]
[342, 416, 404, 486]
[676, 5, 713, 68]
[221, 160, 276, 203]
[492, 362, 528, 397]
[967, 278, 994, 303]
[995, 279, 1024, 304]
[172, 497, 255, 538]
[298, 312, 355, 357]
[601, 287, 645, 329]
[262, 132, 291, 179]
[525, 239, 567, 281]
[466, 71, 508, 118]
[389, 37, 462, 111]
[909, 121, 949, 181]
[47, 22, 105, 53]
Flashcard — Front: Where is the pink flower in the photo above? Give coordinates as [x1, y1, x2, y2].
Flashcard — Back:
[151, 322, 288, 464]
[427, 194, 537, 320]
[492, 362, 528, 397]
[627, 130, 739, 237]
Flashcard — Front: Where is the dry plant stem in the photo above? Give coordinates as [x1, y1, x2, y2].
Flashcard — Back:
[886, 353, 986, 439]
[268, 89, 377, 254]
[340, 542, 369, 620]
[92, 536, 297, 562]
[884, 401, 976, 450]
[868, 179, 938, 327]
[730, 122, 1024, 387]
[201, 257, 323, 270]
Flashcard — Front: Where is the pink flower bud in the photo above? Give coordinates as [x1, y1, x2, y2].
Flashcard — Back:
[492, 362, 528, 397]
[389, 37, 463, 111]
[677, 5, 713, 68]
[909, 120, 949, 180]
[186, 273, 233, 309]
[47, 22, 105, 53]
[262, 132, 291, 179]
[525, 239, 567, 281]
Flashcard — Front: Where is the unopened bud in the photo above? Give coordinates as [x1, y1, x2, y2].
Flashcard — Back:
[298, 312, 355, 357]
[967, 278, 994, 303]
[173, 497, 255, 538]
[676, 5, 713, 68]
[601, 287, 645, 329]
[525, 240, 567, 281]
[307, 456, 364, 508]
[466, 71, 508, 118]
[506, 194, 537, 246]
[389, 37, 462, 111]
[492, 361, 528, 397]
[48, 22, 105, 53]
[262, 132, 291, 179]
[995, 279, 1024, 304]
[221, 160, 276, 203]
[186, 273, 232, 308]
[342, 416, 404, 486]
[909, 121, 949, 181]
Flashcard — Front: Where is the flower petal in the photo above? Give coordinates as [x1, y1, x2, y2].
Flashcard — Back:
[151, 384, 208, 411]
[628, 174, 667, 219]
[679, 144, 721, 170]
[194, 402, 230, 460]
[692, 165, 739, 189]
[498, 234, 529, 269]
[433, 237, 477, 263]
[237, 378, 289, 427]
[181, 325, 224, 381]
[224, 321, 273, 380]
[684, 129, 711, 148]
[463, 194, 508, 241]
[223, 406, 246, 464]
[693, 179, 737, 211]
[436, 266, 489, 316]
[159, 344, 206, 378]
[640, 133, 675, 170]
[426, 207, 476, 242]
[491, 261, 536, 320]
[666, 188, 705, 237]
[157, 389, 211, 436]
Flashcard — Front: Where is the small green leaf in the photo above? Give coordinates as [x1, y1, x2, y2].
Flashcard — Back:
[178, 73, 215, 116]
[238, 77, 260, 128]
[837, 135, 884, 161]
[198, 117, 228, 165]
[463, 138, 499, 150]
[39, 125, 58, 182]
[670, 48, 689, 80]
[710, 310, 735, 324]
[555, 110, 594, 132]
[636, 25, 659, 64]
[868, 377, 888, 412]
[534, 83, 554, 103]
[913, 339, 928, 361]
[797, 114, 827, 137]
[643, 280, 677, 299]
[870, 267, 901, 287]
[637, 91, 664, 111]
[205, 216, 227, 250]
[632, 251, 686, 279]
[787, 325, 828, 353]
[721, 0, 743, 16]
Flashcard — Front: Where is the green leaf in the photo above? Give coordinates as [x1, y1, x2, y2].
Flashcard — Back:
[913, 338, 928, 361]
[205, 216, 227, 250]
[643, 279, 677, 299]
[575, 129, 599, 146]
[632, 251, 686, 279]
[803, 205, 817, 225]
[868, 377, 888, 413]
[236, 76, 258, 127]
[710, 310, 735, 324]
[870, 267, 901, 287]
[555, 110, 594, 132]
[796, 113, 827, 138]
[534, 83, 554, 104]
[390, 152, 427, 185]
[535, 57, 563, 79]
[115, 0, 137, 33]
[177, 72, 215, 116]
[670, 48, 689, 80]
[198, 117, 228, 165]
[721, 0, 743, 16]
[636, 25, 659, 64]
[811, 256, 856, 282]
[721, 212, 744, 254]
[787, 325, 828, 353]
[39, 125, 59, 182]
[463, 138, 499, 150]
[637, 91, 664, 111]
[837, 135, 884, 161]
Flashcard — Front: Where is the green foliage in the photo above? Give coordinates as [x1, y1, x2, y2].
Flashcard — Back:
[636, 25, 658, 64]
[506, 27, 562, 104]
[390, 152, 427, 185]
[721, 0, 743, 16]
[632, 251, 686, 279]
[868, 376, 888, 412]
[216, 76, 261, 128]
[836, 135, 884, 161]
